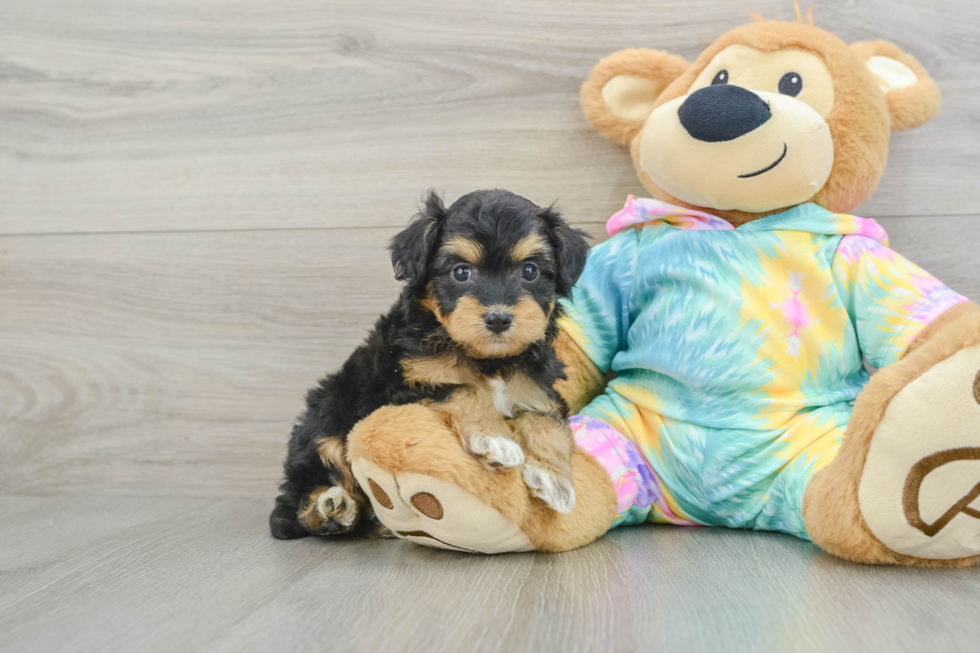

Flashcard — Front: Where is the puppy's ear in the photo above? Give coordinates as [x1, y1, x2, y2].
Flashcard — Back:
[539, 206, 590, 296]
[389, 190, 447, 292]
[849, 40, 941, 132]
[581, 48, 690, 146]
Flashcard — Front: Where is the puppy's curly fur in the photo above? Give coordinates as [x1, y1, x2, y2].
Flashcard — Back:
[269, 189, 590, 539]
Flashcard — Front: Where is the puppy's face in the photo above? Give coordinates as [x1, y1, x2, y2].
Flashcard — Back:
[391, 190, 590, 359]
[427, 223, 556, 358]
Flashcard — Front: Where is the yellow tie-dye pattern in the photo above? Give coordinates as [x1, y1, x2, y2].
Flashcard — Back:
[635, 409, 699, 524]
[557, 314, 593, 358]
[768, 410, 845, 467]
[735, 232, 850, 430]
[834, 247, 941, 357]
[593, 390, 698, 524]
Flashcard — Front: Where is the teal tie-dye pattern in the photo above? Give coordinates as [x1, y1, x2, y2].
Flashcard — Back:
[563, 199, 966, 539]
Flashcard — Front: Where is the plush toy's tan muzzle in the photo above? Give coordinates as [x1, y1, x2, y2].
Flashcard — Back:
[639, 87, 833, 212]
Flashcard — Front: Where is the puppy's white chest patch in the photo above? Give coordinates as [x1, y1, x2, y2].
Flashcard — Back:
[488, 375, 552, 418]
[489, 378, 513, 418]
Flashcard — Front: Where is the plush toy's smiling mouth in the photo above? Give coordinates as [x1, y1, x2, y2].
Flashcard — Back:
[738, 143, 788, 178]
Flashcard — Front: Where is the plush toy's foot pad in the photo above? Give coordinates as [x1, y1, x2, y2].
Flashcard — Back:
[350, 458, 536, 554]
[859, 343, 980, 560]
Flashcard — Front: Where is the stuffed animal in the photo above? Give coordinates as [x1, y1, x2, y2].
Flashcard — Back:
[347, 18, 980, 566]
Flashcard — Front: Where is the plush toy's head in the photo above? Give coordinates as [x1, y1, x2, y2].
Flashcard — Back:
[581, 20, 941, 225]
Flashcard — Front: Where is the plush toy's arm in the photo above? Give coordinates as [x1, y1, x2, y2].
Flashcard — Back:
[553, 229, 641, 413]
[554, 328, 607, 414]
[832, 235, 968, 368]
[905, 300, 980, 356]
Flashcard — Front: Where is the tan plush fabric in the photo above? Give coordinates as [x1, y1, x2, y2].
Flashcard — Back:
[347, 402, 617, 553]
[849, 40, 942, 132]
[580, 48, 690, 146]
[601, 75, 663, 123]
[553, 326, 606, 414]
[636, 87, 834, 212]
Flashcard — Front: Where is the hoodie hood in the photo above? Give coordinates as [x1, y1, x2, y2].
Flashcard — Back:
[606, 196, 889, 246]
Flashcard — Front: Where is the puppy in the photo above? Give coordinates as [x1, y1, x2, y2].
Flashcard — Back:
[269, 189, 590, 539]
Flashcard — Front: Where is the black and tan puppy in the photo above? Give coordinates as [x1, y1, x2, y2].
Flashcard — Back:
[269, 189, 590, 540]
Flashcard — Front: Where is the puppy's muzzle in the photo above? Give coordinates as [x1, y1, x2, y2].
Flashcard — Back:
[483, 310, 513, 334]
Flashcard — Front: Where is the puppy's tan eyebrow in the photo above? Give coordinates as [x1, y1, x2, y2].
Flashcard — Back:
[510, 233, 548, 262]
[442, 236, 483, 264]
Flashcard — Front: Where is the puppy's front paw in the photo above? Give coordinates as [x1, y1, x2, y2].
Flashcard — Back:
[464, 433, 525, 471]
[317, 486, 359, 525]
[299, 486, 361, 536]
[523, 464, 576, 514]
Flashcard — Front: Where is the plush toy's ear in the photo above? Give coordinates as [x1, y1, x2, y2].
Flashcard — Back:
[581, 48, 690, 146]
[537, 205, 591, 297]
[389, 190, 447, 293]
[850, 40, 941, 132]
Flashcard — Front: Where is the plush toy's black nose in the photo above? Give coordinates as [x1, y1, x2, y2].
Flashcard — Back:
[678, 85, 771, 142]
[484, 312, 512, 334]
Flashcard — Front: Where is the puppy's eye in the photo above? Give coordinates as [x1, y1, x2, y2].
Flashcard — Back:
[521, 263, 538, 281]
[452, 264, 472, 282]
[711, 70, 728, 85]
[778, 72, 803, 97]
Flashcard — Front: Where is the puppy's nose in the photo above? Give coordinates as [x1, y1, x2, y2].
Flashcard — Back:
[678, 84, 771, 142]
[484, 312, 513, 334]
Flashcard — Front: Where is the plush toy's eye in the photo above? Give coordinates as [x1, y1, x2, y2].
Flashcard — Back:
[452, 264, 472, 282]
[778, 72, 803, 97]
[521, 263, 538, 281]
[711, 70, 729, 85]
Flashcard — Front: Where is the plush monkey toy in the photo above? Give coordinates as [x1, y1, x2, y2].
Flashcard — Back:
[347, 19, 980, 566]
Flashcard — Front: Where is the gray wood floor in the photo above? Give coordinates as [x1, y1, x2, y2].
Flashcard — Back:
[2, 1, 979, 651]
[3, 497, 980, 653]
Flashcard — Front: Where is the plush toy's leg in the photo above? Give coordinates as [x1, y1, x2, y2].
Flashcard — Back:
[803, 303, 980, 566]
[346, 403, 617, 553]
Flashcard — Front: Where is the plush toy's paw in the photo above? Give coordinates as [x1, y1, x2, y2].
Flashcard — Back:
[351, 459, 536, 554]
[463, 433, 525, 471]
[522, 462, 576, 514]
[298, 486, 361, 536]
[859, 342, 980, 560]
[347, 403, 618, 554]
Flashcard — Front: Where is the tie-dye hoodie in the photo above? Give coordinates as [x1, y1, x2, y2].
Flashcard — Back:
[562, 197, 966, 538]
